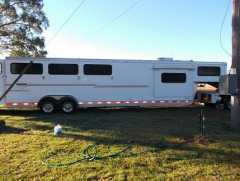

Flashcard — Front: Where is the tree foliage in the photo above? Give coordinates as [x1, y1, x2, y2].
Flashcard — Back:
[0, 0, 49, 57]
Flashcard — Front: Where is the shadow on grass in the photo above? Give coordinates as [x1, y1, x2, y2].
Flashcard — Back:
[0, 125, 26, 134]
[1, 107, 240, 166]
[51, 131, 240, 166]
[0, 107, 204, 137]
[0, 107, 233, 139]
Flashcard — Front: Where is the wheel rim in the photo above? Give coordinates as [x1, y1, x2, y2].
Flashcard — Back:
[42, 103, 54, 113]
[62, 102, 74, 113]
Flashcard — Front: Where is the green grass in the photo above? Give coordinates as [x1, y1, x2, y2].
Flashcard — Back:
[0, 107, 240, 180]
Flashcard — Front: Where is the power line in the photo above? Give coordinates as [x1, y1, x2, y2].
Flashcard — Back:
[96, 0, 143, 33]
[219, 0, 231, 57]
[47, 0, 87, 46]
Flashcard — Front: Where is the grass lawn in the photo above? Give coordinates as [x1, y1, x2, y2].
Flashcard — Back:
[0, 107, 240, 180]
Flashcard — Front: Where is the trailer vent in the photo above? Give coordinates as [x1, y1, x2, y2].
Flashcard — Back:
[157, 57, 173, 61]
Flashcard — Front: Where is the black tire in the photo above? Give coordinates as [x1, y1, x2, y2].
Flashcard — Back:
[60, 100, 76, 114]
[39, 100, 56, 114]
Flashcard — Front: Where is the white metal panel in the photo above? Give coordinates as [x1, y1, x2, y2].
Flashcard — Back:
[153, 62, 195, 70]
[2, 57, 227, 108]
[154, 69, 194, 100]
[43, 61, 81, 85]
[193, 62, 227, 82]
[5, 60, 46, 91]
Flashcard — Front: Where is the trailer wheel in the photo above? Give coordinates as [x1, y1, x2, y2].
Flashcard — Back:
[61, 100, 76, 114]
[39, 100, 56, 114]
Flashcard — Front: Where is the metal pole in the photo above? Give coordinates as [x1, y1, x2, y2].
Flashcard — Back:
[231, 0, 240, 128]
[200, 108, 205, 137]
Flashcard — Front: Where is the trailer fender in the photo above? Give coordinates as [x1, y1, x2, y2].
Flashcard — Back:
[59, 96, 78, 113]
[38, 96, 58, 107]
[59, 96, 78, 106]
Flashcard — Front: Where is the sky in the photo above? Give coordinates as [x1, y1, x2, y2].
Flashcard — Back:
[43, 0, 232, 65]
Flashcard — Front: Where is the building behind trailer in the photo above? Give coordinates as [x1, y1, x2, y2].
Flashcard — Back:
[0, 57, 228, 113]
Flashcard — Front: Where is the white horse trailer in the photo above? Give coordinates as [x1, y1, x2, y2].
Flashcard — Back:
[0, 57, 227, 113]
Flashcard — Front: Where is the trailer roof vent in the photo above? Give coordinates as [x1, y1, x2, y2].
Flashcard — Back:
[157, 57, 173, 61]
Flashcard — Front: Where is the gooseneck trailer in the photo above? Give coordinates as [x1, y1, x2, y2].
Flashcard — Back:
[0, 57, 228, 113]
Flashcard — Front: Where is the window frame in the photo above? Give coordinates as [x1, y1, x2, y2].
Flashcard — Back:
[197, 66, 221, 76]
[10, 63, 43, 75]
[83, 64, 112, 75]
[161, 73, 187, 83]
[48, 63, 79, 75]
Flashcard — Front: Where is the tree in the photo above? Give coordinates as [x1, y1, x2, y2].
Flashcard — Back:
[0, 0, 49, 57]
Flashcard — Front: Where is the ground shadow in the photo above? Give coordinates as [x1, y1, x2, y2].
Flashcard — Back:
[0, 125, 26, 134]
[0, 107, 234, 140]
[1, 107, 239, 165]
[0, 107, 204, 137]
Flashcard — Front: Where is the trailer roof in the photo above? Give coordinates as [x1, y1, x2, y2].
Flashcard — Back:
[5, 57, 227, 65]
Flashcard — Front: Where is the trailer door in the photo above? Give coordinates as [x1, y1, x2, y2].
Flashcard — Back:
[154, 69, 194, 100]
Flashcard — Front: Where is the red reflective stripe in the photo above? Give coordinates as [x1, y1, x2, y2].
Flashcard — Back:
[5, 100, 192, 108]
[5, 102, 37, 107]
[77, 100, 192, 106]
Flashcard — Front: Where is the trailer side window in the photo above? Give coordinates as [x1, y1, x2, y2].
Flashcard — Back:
[198, 66, 220, 76]
[84, 64, 112, 75]
[11, 63, 43, 74]
[48, 64, 78, 75]
[161, 73, 186, 83]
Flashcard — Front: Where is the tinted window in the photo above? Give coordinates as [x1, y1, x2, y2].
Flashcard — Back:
[11, 63, 43, 74]
[48, 64, 78, 75]
[198, 66, 220, 76]
[84, 64, 112, 75]
[161, 73, 186, 83]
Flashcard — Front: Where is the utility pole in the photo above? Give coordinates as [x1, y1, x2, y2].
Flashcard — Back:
[231, 0, 240, 128]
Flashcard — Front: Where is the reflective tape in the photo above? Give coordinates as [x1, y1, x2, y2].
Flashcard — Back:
[4, 99, 193, 108]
